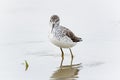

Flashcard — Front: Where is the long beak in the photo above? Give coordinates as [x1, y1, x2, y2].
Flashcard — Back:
[51, 24, 55, 33]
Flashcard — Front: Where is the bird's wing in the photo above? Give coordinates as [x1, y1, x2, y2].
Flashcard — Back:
[62, 26, 81, 42]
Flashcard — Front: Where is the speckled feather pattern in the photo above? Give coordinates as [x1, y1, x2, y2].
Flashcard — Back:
[49, 15, 82, 48]
[49, 25, 77, 48]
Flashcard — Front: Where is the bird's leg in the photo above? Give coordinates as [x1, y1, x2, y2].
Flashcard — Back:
[70, 55, 73, 65]
[69, 48, 74, 59]
[60, 48, 64, 59]
[60, 56, 64, 67]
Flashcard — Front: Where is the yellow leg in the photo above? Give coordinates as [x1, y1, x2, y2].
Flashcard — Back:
[60, 48, 64, 59]
[69, 48, 74, 59]
[60, 56, 64, 67]
[70, 55, 73, 65]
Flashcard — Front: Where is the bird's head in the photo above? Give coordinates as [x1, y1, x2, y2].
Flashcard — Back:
[50, 15, 60, 27]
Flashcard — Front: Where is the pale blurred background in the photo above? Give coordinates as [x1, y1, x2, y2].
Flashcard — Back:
[0, 0, 120, 80]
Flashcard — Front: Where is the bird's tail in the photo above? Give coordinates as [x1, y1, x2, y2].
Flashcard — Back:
[78, 37, 82, 42]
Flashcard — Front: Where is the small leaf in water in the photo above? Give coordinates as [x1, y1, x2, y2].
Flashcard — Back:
[24, 60, 29, 71]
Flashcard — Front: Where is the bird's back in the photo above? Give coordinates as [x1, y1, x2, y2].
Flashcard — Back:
[59, 26, 82, 42]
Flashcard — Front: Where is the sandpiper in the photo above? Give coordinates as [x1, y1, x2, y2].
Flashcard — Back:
[49, 15, 82, 58]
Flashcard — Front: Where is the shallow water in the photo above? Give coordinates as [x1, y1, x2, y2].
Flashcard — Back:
[0, 40, 120, 80]
[0, 0, 120, 80]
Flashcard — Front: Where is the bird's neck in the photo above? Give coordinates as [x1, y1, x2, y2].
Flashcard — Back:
[50, 23, 60, 33]
[53, 23, 60, 28]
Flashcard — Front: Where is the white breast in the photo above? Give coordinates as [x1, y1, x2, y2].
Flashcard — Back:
[49, 33, 76, 48]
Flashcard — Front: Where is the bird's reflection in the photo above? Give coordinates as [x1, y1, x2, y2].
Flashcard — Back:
[51, 57, 82, 80]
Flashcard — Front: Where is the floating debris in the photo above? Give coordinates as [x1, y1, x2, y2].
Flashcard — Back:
[24, 60, 29, 71]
